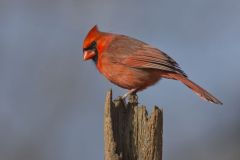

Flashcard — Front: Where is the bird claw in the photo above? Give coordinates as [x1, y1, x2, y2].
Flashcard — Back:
[121, 89, 137, 99]
[128, 94, 138, 105]
[121, 89, 138, 105]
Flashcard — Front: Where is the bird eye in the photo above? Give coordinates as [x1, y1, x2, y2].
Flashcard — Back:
[90, 41, 97, 48]
[84, 41, 97, 51]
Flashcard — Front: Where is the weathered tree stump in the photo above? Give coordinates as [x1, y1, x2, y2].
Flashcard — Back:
[104, 90, 163, 160]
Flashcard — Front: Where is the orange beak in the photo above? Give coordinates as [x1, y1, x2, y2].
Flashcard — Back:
[83, 50, 96, 60]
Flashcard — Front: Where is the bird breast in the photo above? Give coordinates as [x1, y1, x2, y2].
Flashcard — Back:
[99, 57, 162, 90]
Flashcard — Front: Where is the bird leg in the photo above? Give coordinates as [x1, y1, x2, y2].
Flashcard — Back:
[122, 89, 137, 99]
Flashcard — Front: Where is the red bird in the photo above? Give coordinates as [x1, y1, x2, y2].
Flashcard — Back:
[82, 25, 222, 105]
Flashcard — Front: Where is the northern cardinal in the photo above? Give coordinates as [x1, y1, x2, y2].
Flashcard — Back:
[82, 25, 222, 105]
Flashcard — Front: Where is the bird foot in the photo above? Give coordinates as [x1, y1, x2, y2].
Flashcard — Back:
[128, 93, 138, 105]
[122, 89, 137, 99]
[121, 89, 138, 105]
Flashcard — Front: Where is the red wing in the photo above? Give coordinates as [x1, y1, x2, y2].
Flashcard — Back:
[107, 35, 187, 77]
[122, 48, 187, 76]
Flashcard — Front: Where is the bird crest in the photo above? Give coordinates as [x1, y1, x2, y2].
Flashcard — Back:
[83, 25, 100, 49]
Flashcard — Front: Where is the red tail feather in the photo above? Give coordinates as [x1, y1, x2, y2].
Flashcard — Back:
[162, 73, 223, 105]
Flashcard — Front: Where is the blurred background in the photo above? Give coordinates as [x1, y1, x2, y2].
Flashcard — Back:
[1, 0, 240, 159]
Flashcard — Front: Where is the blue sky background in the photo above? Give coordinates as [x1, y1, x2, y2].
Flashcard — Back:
[1, 0, 240, 159]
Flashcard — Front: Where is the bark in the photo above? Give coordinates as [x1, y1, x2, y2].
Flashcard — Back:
[104, 90, 163, 160]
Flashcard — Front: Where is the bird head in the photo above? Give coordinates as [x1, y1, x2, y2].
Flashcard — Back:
[82, 25, 101, 61]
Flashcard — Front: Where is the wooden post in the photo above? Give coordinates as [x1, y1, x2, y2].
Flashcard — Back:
[104, 90, 163, 160]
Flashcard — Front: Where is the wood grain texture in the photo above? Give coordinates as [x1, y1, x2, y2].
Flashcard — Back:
[104, 90, 163, 160]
